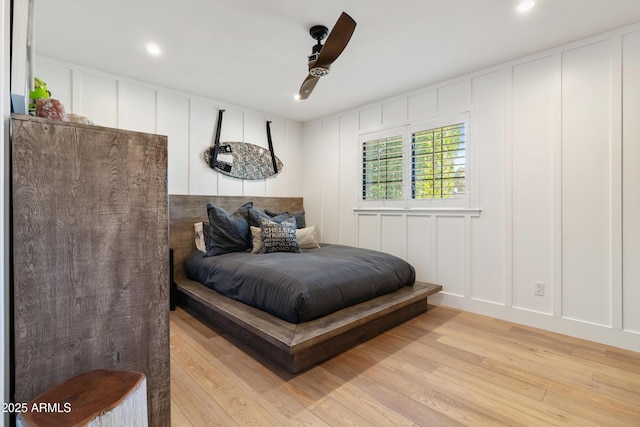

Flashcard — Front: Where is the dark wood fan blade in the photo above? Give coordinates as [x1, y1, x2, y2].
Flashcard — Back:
[315, 12, 356, 68]
[298, 74, 320, 100]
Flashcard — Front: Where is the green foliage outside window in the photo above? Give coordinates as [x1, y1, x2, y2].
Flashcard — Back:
[411, 123, 466, 199]
[362, 136, 404, 200]
[361, 122, 466, 202]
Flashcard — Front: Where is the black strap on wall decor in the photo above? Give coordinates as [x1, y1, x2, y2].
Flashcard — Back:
[211, 109, 225, 168]
[266, 120, 278, 174]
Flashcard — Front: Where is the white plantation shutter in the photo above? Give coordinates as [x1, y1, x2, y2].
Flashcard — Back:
[362, 134, 404, 200]
[359, 112, 470, 208]
[411, 122, 466, 199]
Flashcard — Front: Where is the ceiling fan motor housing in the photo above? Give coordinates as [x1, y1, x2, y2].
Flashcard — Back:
[308, 24, 331, 76]
[310, 25, 329, 42]
[309, 65, 330, 77]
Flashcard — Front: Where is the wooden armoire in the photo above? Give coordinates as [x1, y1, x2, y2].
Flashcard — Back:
[11, 114, 170, 426]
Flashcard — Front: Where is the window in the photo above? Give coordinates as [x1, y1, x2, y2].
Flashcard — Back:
[362, 134, 403, 201]
[411, 122, 466, 200]
[360, 113, 469, 208]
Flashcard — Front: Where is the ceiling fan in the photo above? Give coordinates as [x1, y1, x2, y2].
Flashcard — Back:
[298, 12, 357, 100]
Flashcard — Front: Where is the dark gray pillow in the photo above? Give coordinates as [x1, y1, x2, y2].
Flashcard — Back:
[204, 202, 252, 256]
[248, 207, 290, 227]
[260, 217, 301, 254]
[264, 208, 306, 229]
[211, 201, 252, 224]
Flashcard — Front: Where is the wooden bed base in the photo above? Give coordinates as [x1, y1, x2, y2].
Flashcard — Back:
[169, 195, 442, 374]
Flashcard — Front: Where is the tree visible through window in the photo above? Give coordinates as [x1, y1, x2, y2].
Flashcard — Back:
[360, 114, 468, 207]
[411, 123, 466, 199]
[362, 135, 403, 200]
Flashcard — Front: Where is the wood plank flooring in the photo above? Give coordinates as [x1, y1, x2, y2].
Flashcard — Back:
[170, 305, 640, 426]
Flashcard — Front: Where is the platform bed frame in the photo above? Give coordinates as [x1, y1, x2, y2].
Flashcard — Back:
[169, 195, 442, 374]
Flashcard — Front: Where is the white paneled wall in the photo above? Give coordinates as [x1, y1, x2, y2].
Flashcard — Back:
[561, 41, 613, 327]
[158, 92, 190, 194]
[303, 24, 640, 352]
[469, 70, 506, 305]
[338, 113, 359, 247]
[622, 30, 640, 334]
[511, 55, 555, 315]
[79, 72, 118, 128]
[436, 216, 467, 298]
[35, 56, 303, 198]
[320, 118, 341, 244]
[406, 215, 431, 282]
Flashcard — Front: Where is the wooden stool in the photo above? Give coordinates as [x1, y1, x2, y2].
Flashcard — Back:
[17, 369, 148, 427]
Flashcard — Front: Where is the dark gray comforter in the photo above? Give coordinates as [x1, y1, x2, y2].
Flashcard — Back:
[184, 244, 416, 323]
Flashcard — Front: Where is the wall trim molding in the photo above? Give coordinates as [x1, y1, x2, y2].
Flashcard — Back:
[431, 293, 640, 353]
[354, 207, 482, 216]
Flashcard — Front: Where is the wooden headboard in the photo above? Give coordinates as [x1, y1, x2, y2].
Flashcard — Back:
[169, 195, 304, 279]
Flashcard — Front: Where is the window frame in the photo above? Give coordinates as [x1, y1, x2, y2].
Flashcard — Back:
[359, 111, 471, 209]
[359, 127, 408, 208]
[408, 112, 470, 208]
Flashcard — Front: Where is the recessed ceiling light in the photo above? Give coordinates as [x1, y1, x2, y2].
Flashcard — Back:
[294, 94, 301, 101]
[517, 0, 536, 12]
[146, 43, 162, 56]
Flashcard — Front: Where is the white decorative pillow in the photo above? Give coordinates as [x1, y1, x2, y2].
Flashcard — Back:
[250, 226, 262, 254]
[260, 217, 301, 254]
[251, 224, 320, 253]
[296, 225, 321, 249]
[194, 222, 206, 252]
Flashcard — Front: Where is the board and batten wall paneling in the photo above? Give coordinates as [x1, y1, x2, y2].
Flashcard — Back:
[35, 60, 72, 113]
[303, 23, 640, 353]
[188, 98, 219, 196]
[303, 122, 322, 236]
[77, 71, 118, 128]
[321, 118, 340, 244]
[622, 30, 640, 334]
[408, 90, 437, 120]
[358, 214, 379, 251]
[242, 111, 268, 197]
[119, 81, 156, 134]
[407, 215, 432, 283]
[561, 41, 612, 327]
[436, 216, 466, 297]
[338, 112, 359, 247]
[382, 98, 407, 125]
[35, 55, 303, 199]
[380, 215, 404, 259]
[157, 91, 190, 195]
[359, 105, 381, 130]
[266, 119, 299, 197]
[437, 81, 470, 111]
[470, 70, 507, 305]
[511, 56, 555, 315]
[217, 108, 245, 196]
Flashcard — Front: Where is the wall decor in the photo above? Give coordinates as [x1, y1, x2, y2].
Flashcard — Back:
[202, 110, 283, 180]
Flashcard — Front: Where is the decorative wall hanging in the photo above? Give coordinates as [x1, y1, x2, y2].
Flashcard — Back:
[202, 110, 283, 180]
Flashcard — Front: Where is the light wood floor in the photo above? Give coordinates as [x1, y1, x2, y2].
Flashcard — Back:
[169, 305, 640, 426]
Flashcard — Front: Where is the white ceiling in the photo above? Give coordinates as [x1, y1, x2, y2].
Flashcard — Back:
[34, 0, 640, 123]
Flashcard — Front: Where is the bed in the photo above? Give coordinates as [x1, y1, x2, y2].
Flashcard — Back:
[170, 195, 442, 373]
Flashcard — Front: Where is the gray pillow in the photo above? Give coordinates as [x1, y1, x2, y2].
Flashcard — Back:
[260, 217, 301, 254]
[204, 202, 252, 256]
[248, 207, 290, 227]
[264, 208, 306, 229]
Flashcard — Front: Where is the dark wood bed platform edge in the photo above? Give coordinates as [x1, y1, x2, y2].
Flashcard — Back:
[169, 194, 442, 374]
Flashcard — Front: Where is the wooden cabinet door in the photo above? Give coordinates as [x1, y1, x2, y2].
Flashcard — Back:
[12, 115, 170, 426]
